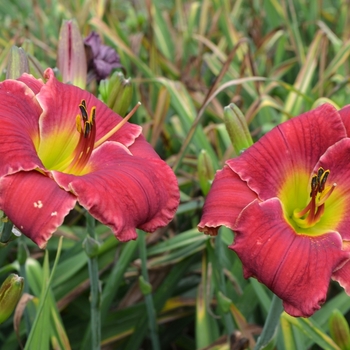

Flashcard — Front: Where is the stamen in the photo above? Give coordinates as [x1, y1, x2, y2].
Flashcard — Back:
[293, 200, 312, 219]
[317, 167, 324, 179]
[312, 203, 325, 223]
[310, 174, 318, 197]
[292, 167, 335, 228]
[319, 170, 330, 192]
[76, 115, 82, 133]
[94, 102, 141, 148]
[318, 183, 336, 206]
[65, 99, 96, 174]
[79, 101, 88, 121]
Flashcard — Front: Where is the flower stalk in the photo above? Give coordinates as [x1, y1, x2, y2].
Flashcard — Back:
[85, 213, 101, 350]
[138, 230, 160, 350]
[18, 238, 31, 335]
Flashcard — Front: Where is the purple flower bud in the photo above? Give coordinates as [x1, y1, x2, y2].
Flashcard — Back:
[84, 31, 123, 82]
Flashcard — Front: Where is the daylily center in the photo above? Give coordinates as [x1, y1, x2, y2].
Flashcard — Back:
[37, 100, 141, 175]
[292, 167, 336, 228]
[39, 99, 97, 175]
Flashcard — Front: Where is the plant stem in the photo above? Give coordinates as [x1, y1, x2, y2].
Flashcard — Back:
[215, 234, 234, 335]
[18, 239, 31, 336]
[86, 213, 101, 350]
[254, 294, 284, 350]
[138, 230, 160, 350]
[100, 240, 138, 323]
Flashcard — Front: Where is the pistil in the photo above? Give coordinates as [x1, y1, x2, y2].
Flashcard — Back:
[293, 167, 336, 228]
[94, 102, 141, 148]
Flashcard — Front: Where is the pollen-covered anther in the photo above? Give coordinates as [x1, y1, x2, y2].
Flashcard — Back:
[293, 167, 335, 228]
[67, 99, 97, 174]
[76, 100, 95, 138]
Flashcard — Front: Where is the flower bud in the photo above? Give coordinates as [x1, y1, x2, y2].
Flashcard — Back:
[6, 46, 30, 80]
[197, 149, 215, 196]
[84, 31, 123, 83]
[57, 19, 87, 89]
[329, 309, 350, 350]
[83, 236, 100, 258]
[0, 274, 24, 324]
[224, 103, 253, 155]
[100, 71, 132, 116]
[0, 217, 14, 245]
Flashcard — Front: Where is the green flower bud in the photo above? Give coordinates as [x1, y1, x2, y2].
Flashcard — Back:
[329, 309, 350, 350]
[57, 19, 87, 89]
[6, 46, 29, 80]
[83, 236, 100, 258]
[224, 103, 253, 155]
[138, 276, 152, 295]
[197, 150, 215, 196]
[0, 218, 14, 245]
[0, 274, 24, 324]
[100, 71, 132, 116]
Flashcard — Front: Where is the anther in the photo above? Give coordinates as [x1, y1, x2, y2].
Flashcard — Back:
[317, 167, 324, 180]
[310, 175, 318, 197]
[293, 167, 335, 228]
[79, 100, 88, 121]
[319, 170, 330, 193]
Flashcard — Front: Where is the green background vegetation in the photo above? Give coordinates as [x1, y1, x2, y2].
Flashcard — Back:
[1, 0, 350, 349]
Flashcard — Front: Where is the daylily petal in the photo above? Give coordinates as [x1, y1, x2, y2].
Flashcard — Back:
[198, 166, 257, 236]
[228, 104, 346, 200]
[17, 73, 44, 95]
[339, 105, 350, 136]
[313, 138, 350, 239]
[0, 80, 43, 177]
[128, 134, 160, 159]
[231, 198, 350, 317]
[0, 171, 76, 249]
[332, 242, 350, 295]
[51, 142, 179, 241]
[36, 68, 141, 169]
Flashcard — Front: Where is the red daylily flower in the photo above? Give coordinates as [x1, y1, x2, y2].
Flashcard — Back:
[198, 103, 350, 317]
[0, 68, 179, 249]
